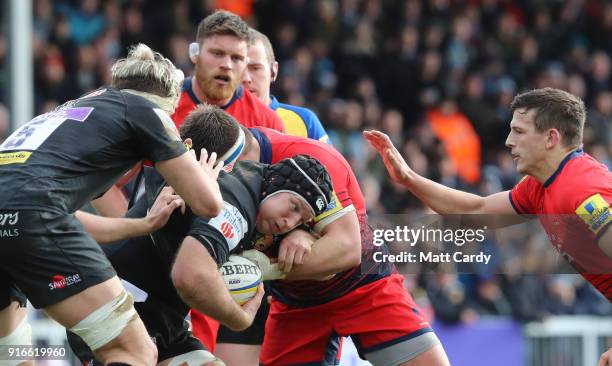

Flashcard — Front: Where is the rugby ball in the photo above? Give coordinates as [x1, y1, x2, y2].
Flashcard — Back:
[220, 255, 262, 305]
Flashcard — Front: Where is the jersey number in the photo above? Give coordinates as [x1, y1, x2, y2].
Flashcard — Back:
[0, 107, 94, 151]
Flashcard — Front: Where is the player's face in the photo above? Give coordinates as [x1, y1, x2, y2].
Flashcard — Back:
[505, 108, 548, 175]
[243, 40, 272, 104]
[194, 35, 248, 102]
[256, 192, 314, 235]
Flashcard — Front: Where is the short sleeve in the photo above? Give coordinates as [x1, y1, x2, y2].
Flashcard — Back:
[304, 111, 331, 145]
[187, 201, 250, 266]
[124, 93, 186, 163]
[574, 193, 612, 238]
[312, 190, 355, 233]
[509, 176, 538, 215]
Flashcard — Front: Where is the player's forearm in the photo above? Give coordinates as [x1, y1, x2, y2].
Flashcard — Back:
[172, 238, 249, 331]
[156, 153, 223, 217]
[91, 185, 128, 217]
[403, 171, 485, 214]
[284, 234, 361, 280]
[76, 210, 152, 243]
[285, 216, 361, 280]
[176, 270, 248, 331]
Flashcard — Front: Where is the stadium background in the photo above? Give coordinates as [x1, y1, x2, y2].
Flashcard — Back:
[0, 0, 611, 365]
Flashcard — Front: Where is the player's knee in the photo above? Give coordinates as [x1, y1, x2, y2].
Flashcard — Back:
[68, 290, 140, 352]
[166, 350, 225, 366]
[0, 313, 33, 366]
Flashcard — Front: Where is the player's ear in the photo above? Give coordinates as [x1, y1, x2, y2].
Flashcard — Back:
[270, 62, 279, 82]
[546, 129, 561, 149]
[189, 43, 199, 64]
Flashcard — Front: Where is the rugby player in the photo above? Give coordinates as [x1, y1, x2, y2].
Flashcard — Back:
[366, 87, 612, 365]
[0, 44, 223, 365]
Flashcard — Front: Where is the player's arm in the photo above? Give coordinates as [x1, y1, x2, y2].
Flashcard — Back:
[156, 148, 223, 218]
[77, 187, 184, 243]
[127, 97, 223, 218]
[600, 227, 612, 258]
[90, 162, 142, 217]
[365, 130, 515, 215]
[91, 185, 128, 218]
[281, 211, 361, 279]
[171, 236, 263, 331]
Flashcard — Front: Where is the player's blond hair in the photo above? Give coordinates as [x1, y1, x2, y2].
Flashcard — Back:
[111, 44, 183, 110]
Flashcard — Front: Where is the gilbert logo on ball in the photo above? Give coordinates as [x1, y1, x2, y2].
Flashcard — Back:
[220, 255, 262, 305]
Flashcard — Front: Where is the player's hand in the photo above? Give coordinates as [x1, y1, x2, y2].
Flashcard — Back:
[192, 148, 224, 180]
[146, 186, 185, 232]
[236, 283, 264, 330]
[278, 229, 317, 273]
[599, 348, 612, 366]
[241, 250, 286, 280]
[363, 130, 413, 185]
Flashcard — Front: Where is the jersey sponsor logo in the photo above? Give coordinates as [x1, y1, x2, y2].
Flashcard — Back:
[0, 212, 18, 226]
[220, 222, 235, 239]
[48, 274, 81, 291]
[208, 202, 248, 251]
[0, 151, 32, 165]
[0, 212, 19, 238]
[576, 193, 611, 234]
[0, 107, 94, 151]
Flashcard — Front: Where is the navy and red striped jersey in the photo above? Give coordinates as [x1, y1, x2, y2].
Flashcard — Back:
[510, 150, 612, 301]
[251, 127, 393, 306]
[171, 77, 285, 132]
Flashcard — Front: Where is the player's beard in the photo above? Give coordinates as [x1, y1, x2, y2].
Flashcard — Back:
[195, 64, 241, 102]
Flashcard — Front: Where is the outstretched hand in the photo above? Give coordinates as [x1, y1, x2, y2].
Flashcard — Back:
[599, 348, 611, 366]
[363, 130, 412, 185]
[192, 148, 224, 181]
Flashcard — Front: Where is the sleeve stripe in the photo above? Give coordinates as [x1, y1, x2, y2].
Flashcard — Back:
[508, 191, 525, 214]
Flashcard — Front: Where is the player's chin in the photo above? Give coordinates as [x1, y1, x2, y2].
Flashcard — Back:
[255, 219, 269, 234]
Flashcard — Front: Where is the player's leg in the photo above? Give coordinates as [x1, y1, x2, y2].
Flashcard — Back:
[339, 275, 450, 366]
[0, 282, 33, 366]
[259, 298, 340, 366]
[0, 211, 156, 365]
[45, 276, 156, 365]
[214, 291, 269, 366]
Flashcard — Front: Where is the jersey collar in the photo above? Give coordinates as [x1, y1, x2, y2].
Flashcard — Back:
[249, 127, 273, 164]
[543, 149, 584, 188]
[185, 77, 243, 109]
[269, 95, 280, 111]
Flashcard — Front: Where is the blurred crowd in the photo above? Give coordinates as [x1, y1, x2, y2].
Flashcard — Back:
[0, 0, 611, 324]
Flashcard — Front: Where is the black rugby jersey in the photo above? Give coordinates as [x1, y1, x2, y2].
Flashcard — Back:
[137, 161, 264, 272]
[0, 88, 186, 213]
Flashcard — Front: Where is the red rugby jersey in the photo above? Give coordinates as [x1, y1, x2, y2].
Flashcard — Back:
[509, 150, 612, 301]
[171, 77, 285, 132]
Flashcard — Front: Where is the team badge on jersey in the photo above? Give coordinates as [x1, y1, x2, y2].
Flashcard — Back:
[575, 193, 611, 235]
